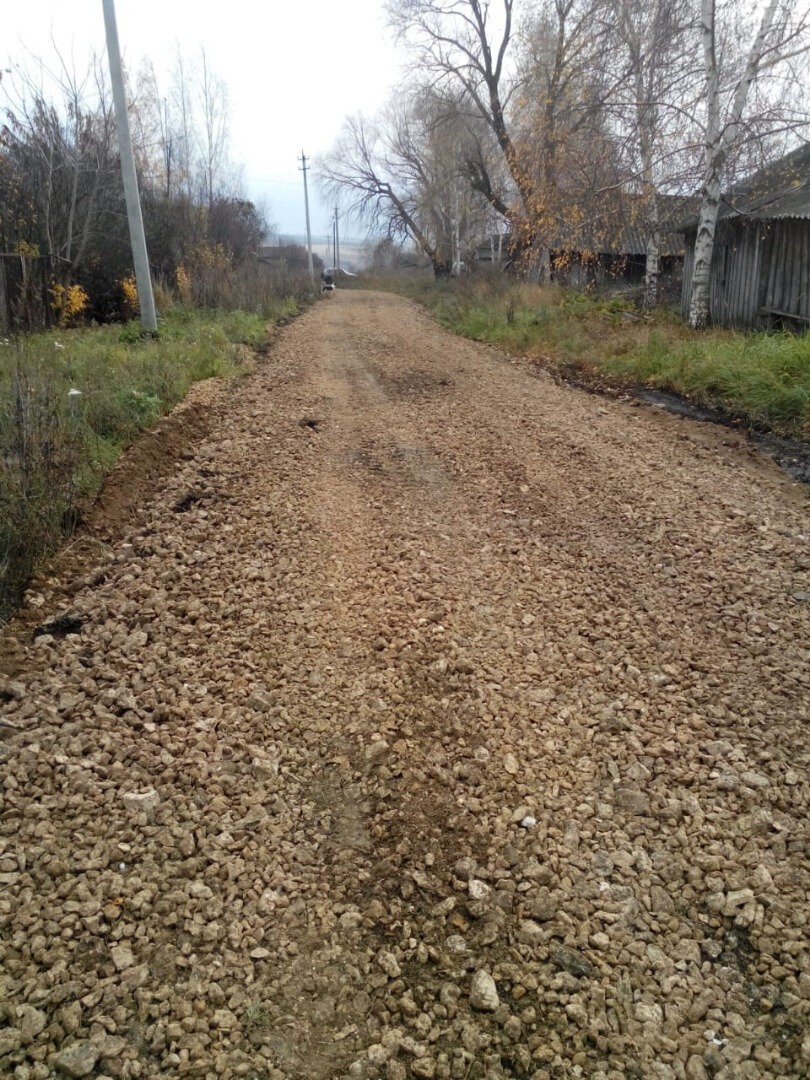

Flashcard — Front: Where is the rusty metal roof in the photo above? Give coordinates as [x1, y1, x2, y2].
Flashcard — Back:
[722, 143, 810, 221]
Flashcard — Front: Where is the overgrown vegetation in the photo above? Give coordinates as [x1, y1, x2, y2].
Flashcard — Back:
[0, 304, 289, 622]
[372, 272, 810, 436]
[0, 44, 324, 331]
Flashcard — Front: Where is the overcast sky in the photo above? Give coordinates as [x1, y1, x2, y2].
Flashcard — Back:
[4, 1, 404, 239]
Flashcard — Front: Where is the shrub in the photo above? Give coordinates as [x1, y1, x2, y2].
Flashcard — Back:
[120, 276, 139, 319]
[50, 281, 90, 327]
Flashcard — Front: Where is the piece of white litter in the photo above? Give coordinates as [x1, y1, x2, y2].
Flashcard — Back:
[54, 341, 65, 349]
[519, 816, 536, 828]
[68, 388, 82, 396]
[118, 862, 126, 872]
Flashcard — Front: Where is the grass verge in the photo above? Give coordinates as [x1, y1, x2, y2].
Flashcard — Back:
[0, 305, 283, 623]
[368, 273, 810, 439]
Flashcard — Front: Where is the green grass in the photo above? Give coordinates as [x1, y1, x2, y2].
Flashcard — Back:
[0, 305, 274, 623]
[603, 329, 810, 430]
[371, 273, 810, 437]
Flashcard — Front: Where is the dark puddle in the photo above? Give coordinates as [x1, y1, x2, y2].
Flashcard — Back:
[632, 387, 810, 485]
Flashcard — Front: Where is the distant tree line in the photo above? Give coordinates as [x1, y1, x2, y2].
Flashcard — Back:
[318, 0, 810, 325]
[0, 47, 269, 322]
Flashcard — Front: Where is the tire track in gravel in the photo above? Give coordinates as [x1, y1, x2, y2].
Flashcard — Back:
[1, 290, 808, 1080]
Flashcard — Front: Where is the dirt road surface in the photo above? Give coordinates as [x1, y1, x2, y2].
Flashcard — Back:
[1, 291, 808, 1080]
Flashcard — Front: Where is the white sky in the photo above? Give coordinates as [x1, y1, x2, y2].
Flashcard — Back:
[3, 1, 405, 238]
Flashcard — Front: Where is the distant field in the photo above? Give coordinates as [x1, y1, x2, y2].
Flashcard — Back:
[277, 233, 371, 273]
[311, 241, 370, 273]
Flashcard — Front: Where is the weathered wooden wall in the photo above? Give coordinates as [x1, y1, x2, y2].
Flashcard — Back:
[759, 219, 810, 324]
[682, 217, 810, 328]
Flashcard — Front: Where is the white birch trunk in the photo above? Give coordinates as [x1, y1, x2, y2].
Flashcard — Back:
[688, 0, 780, 327]
[644, 231, 661, 308]
[688, 171, 721, 328]
[641, 156, 660, 306]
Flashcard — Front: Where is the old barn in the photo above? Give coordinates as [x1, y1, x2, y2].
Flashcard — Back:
[681, 144, 810, 328]
[474, 195, 695, 292]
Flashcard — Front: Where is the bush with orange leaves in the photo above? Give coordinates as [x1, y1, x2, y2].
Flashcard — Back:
[120, 275, 139, 318]
[49, 280, 90, 327]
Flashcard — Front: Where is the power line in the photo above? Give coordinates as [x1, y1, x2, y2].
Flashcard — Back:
[244, 176, 304, 187]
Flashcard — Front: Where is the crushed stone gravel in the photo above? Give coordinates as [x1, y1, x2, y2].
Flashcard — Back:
[1, 290, 808, 1080]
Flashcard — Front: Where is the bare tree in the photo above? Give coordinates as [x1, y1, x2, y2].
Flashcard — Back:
[196, 48, 229, 210]
[319, 93, 491, 277]
[132, 60, 175, 199]
[0, 52, 118, 276]
[387, 2, 528, 220]
[389, 0, 624, 277]
[1, 41, 265, 323]
[318, 113, 449, 275]
[171, 46, 194, 196]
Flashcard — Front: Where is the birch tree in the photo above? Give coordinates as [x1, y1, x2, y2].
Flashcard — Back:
[609, 0, 697, 306]
[688, 0, 810, 327]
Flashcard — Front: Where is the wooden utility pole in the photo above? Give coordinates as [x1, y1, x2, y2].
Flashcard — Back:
[298, 151, 315, 282]
[102, 0, 157, 332]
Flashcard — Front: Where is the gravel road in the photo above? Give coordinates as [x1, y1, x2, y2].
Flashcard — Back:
[1, 291, 808, 1080]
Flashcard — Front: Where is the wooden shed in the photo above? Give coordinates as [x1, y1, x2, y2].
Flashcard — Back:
[681, 145, 810, 328]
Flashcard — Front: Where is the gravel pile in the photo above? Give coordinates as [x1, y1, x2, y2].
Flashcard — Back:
[1, 291, 808, 1080]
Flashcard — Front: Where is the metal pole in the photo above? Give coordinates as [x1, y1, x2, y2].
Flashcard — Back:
[335, 206, 341, 273]
[298, 151, 315, 282]
[102, 0, 157, 332]
[452, 191, 460, 276]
